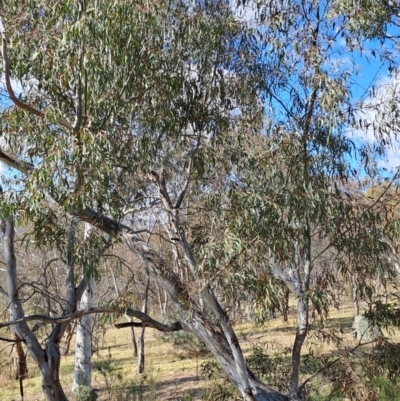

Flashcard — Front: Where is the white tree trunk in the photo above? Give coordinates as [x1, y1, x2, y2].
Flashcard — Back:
[72, 277, 96, 391]
[137, 269, 150, 374]
[72, 223, 96, 391]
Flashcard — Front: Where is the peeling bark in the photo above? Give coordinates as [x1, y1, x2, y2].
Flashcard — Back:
[59, 321, 76, 356]
[11, 330, 28, 380]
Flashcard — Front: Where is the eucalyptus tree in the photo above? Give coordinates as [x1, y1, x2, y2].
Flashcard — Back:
[0, 1, 399, 401]
[203, 1, 400, 399]
[0, 1, 287, 401]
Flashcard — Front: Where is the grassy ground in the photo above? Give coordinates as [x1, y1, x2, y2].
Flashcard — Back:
[0, 302, 398, 401]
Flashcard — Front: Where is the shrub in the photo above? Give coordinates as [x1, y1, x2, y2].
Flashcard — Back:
[73, 385, 98, 401]
[158, 331, 210, 358]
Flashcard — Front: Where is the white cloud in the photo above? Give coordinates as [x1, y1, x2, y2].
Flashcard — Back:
[0, 74, 23, 100]
[234, 1, 260, 25]
[352, 72, 400, 170]
[0, 74, 40, 108]
[382, 146, 400, 169]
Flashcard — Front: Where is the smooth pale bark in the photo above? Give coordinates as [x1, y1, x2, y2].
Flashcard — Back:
[72, 224, 109, 391]
[72, 277, 96, 391]
[72, 220, 95, 392]
[155, 282, 168, 315]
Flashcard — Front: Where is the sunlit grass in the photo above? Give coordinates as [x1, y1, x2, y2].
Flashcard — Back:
[0, 298, 399, 400]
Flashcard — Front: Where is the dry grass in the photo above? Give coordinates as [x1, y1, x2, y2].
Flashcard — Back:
[0, 300, 399, 401]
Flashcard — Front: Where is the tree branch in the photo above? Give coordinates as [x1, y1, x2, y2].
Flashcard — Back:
[49, 218, 78, 343]
[0, 149, 34, 172]
[0, 307, 113, 329]
[0, 16, 72, 130]
[175, 145, 197, 209]
[117, 308, 183, 332]
[269, 259, 301, 296]
[0, 335, 23, 343]
[0, 284, 7, 298]
[0, 306, 184, 334]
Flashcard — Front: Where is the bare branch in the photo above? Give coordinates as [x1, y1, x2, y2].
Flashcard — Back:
[0, 149, 34, 172]
[0, 284, 7, 298]
[117, 308, 183, 332]
[0, 307, 112, 329]
[0, 335, 23, 343]
[149, 169, 173, 211]
[75, 208, 123, 236]
[0, 306, 184, 334]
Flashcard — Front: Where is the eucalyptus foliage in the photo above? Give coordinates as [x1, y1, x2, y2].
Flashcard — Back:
[1, 0, 400, 400]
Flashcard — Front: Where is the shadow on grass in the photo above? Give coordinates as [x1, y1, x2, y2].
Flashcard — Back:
[96, 341, 135, 351]
[326, 316, 353, 331]
[156, 376, 206, 401]
[268, 325, 295, 334]
[115, 375, 206, 401]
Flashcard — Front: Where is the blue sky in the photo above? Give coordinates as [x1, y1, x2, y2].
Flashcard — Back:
[349, 31, 400, 172]
[234, 1, 400, 175]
